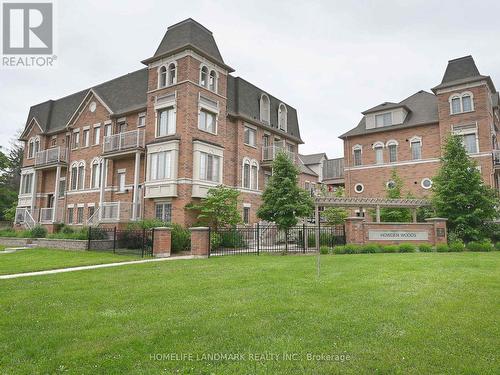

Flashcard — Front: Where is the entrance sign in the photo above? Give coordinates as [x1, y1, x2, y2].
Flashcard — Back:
[368, 230, 428, 241]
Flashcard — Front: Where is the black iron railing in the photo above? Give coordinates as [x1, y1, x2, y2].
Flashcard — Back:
[87, 226, 154, 257]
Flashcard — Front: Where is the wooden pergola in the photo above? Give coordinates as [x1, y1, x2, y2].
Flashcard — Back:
[314, 196, 432, 223]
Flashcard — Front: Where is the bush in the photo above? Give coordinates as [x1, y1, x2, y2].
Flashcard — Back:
[0, 229, 18, 237]
[360, 244, 380, 253]
[419, 244, 433, 252]
[381, 245, 399, 253]
[127, 219, 167, 230]
[319, 246, 330, 254]
[332, 245, 346, 254]
[47, 228, 88, 240]
[449, 241, 465, 252]
[306, 232, 344, 248]
[210, 232, 222, 250]
[170, 223, 190, 253]
[398, 244, 416, 253]
[344, 244, 361, 254]
[61, 225, 74, 234]
[29, 225, 47, 238]
[220, 229, 246, 248]
[495, 242, 500, 251]
[436, 244, 449, 252]
[466, 241, 493, 252]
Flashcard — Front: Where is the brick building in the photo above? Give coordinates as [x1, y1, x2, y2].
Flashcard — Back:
[340, 56, 500, 202]
[15, 18, 310, 229]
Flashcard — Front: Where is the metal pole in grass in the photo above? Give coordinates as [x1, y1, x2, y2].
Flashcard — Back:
[113, 227, 117, 254]
[256, 223, 260, 256]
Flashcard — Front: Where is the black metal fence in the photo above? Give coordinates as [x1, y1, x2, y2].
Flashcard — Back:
[87, 227, 154, 257]
[210, 224, 345, 256]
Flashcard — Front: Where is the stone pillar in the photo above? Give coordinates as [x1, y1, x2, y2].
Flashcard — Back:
[425, 218, 448, 245]
[31, 170, 38, 212]
[132, 151, 141, 220]
[375, 205, 381, 223]
[99, 158, 108, 219]
[190, 227, 210, 257]
[412, 209, 417, 223]
[344, 217, 365, 245]
[153, 227, 171, 258]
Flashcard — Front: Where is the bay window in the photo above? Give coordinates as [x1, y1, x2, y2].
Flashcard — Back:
[149, 151, 172, 180]
[157, 107, 175, 137]
[199, 109, 216, 133]
[20, 173, 33, 194]
[200, 152, 220, 182]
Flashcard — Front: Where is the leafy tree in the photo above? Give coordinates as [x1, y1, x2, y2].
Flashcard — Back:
[321, 187, 348, 225]
[432, 134, 498, 242]
[0, 131, 24, 221]
[378, 169, 412, 222]
[257, 152, 314, 230]
[187, 185, 241, 230]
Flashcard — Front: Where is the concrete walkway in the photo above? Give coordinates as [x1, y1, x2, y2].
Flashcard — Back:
[0, 255, 197, 280]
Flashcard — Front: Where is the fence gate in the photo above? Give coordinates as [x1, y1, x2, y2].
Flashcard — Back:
[87, 227, 154, 257]
[210, 224, 345, 256]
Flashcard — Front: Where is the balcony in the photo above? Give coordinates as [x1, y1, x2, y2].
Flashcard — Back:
[34, 147, 67, 168]
[98, 202, 141, 223]
[103, 129, 145, 157]
[262, 145, 296, 167]
[494, 150, 500, 168]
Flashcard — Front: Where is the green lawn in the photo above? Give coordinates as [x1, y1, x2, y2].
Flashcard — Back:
[0, 253, 499, 374]
[0, 248, 140, 275]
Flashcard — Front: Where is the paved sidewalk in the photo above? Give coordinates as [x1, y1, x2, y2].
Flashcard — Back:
[0, 255, 196, 280]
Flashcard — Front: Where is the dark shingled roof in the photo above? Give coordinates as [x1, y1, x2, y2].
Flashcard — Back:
[299, 153, 327, 165]
[340, 90, 438, 138]
[362, 102, 404, 115]
[227, 75, 302, 142]
[298, 158, 318, 177]
[23, 69, 148, 136]
[432, 55, 495, 92]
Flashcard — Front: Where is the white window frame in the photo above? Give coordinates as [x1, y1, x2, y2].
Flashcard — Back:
[198, 109, 217, 134]
[155, 201, 172, 222]
[386, 140, 398, 163]
[27, 136, 40, 159]
[452, 124, 479, 154]
[260, 94, 270, 124]
[373, 141, 385, 164]
[375, 112, 392, 127]
[193, 141, 223, 185]
[71, 129, 80, 149]
[137, 112, 146, 128]
[155, 93, 177, 138]
[354, 183, 364, 194]
[421, 178, 433, 189]
[244, 124, 257, 147]
[90, 157, 102, 189]
[158, 65, 167, 88]
[278, 103, 288, 131]
[352, 144, 362, 166]
[200, 65, 209, 88]
[93, 124, 101, 145]
[409, 136, 422, 160]
[118, 171, 126, 192]
[449, 91, 475, 114]
[148, 150, 172, 181]
[82, 127, 90, 147]
[209, 70, 217, 92]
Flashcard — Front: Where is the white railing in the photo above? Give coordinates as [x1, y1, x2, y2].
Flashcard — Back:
[87, 207, 100, 226]
[98, 202, 141, 222]
[35, 147, 68, 166]
[262, 145, 295, 162]
[103, 129, 145, 153]
[40, 208, 54, 223]
[15, 207, 36, 229]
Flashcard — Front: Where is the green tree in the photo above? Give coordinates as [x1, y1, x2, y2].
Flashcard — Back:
[188, 185, 241, 230]
[321, 187, 348, 225]
[257, 152, 314, 230]
[0, 132, 24, 221]
[432, 134, 498, 242]
[378, 169, 412, 222]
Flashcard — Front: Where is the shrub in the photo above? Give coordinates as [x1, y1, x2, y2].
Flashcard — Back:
[0, 229, 18, 237]
[332, 245, 346, 254]
[170, 223, 191, 253]
[220, 229, 246, 248]
[61, 225, 74, 234]
[419, 244, 433, 252]
[495, 242, 500, 251]
[319, 246, 330, 255]
[127, 219, 167, 230]
[381, 245, 399, 253]
[449, 241, 465, 252]
[436, 244, 449, 252]
[306, 232, 344, 248]
[344, 244, 361, 254]
[210, 232, 222, 250]
[360, 244, 380, 253]
[47, 228, 88, 240]
[30, 225, 47, 238]
[398, 244, 416, 253]
[466, 241, 493, 252]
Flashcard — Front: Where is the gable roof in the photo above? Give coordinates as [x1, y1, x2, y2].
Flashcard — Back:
[142, 18, 233, 72]
[23, 69, 148, 137]
[227, 75, 302, 143]
[340, 90, 438, 138]
[299, 153, 327, 165]
[432, 55, 495, 92]
[298, 158, 318, 177]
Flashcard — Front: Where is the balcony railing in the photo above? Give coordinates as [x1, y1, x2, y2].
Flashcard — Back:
[103, 129, 145, 154]
[40, 208, 54, 223]
[493, 150, 500, 166]
[99, 202, 141, 222]
[262, 145, 295, 163]
[35, 147, 67, 167]
[15, 207, 36, 229]
[322, 158, 345, 180]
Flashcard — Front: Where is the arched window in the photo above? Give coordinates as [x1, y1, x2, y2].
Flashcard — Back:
[449, 92, 474, 114]
[352, 144, 362, 166]
[70, 162, 78, 190]
[209, 70, 217, 92]
[90, 158, 102, 189]
[200, 66, 209, 88]
[386, 140, 398, 163]
[159, 66, 167, 88]
[278, 103, 287, 131]
[410, 136, 422, 160]
[77, 161, 85, 190]
[260, 94, 270, 124]
[373, 142, 384, 165]
[27, 136, 40, 159]
[242, 158, 251, 189]
[251, 161, 259, 190]
[168, 63, 176, 85]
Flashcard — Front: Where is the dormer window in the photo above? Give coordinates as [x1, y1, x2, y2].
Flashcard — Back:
[260, 94, 270, 124]
[375, 112, 392, 127]
[278, 103, 287, 131]
[449, 92, 474, 114]
[168, 63, 176, 85]
[209, 70, 217, 92]
[159, 63, 176, 88]
[200, 66, 209, 88]
[159, 66, 167, 88]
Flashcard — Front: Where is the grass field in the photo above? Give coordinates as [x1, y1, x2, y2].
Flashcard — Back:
[1, 253, 499, 374]
[0, 248, 140, 275]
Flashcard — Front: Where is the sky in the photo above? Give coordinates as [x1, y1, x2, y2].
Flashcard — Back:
[1, 0, 500, 158]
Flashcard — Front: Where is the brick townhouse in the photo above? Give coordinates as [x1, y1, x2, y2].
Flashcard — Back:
[339, 56, 500, 209]
[15, 18, 311, 230]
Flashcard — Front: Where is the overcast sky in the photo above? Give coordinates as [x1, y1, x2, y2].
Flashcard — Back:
[2, 0, 500, 158]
